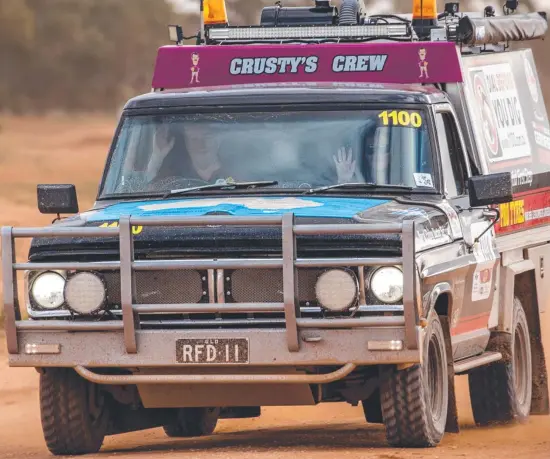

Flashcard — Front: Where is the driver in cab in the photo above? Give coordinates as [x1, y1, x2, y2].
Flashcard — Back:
[146, 123, 224, 184]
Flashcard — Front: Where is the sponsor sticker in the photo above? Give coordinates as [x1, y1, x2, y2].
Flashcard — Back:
[413, 173, 434, 188]
[416, 225, 453, 251]
[99, 221, 143, 235]
[469, 63, 532, 163]
[472, 265, 494, 302]
[495, 190, 550, 234]
[471, 221, 497, 263]
[499, 199, 525, 228]
[139, 197, 324, 212]
[387, 206, 429, 218]
[470, 221, 497, 302]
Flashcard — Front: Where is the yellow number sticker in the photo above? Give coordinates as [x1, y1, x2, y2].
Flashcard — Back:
[99, 221, 143, 235]
[378, 110, 423, 128]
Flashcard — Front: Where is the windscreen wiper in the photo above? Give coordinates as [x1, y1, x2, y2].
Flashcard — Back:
[162, 180, 279, 199]
[303, 182, 416, 195]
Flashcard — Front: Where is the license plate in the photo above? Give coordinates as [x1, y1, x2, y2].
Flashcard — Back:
[176, 338, 249, 364]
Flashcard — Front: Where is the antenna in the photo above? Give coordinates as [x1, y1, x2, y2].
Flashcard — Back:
[199, 0, 205, 44]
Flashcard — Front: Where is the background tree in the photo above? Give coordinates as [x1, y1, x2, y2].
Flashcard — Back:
[0, 0, 548, 113]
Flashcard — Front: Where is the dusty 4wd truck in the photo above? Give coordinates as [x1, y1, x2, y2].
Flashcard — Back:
[3, 0, 550, 455]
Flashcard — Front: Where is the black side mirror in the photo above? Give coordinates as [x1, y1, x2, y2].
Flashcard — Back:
[37, 184, 79, 215]
[468, 172, 513, 207]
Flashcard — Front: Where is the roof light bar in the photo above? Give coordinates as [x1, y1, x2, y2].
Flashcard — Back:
[207, 24, 411, 42]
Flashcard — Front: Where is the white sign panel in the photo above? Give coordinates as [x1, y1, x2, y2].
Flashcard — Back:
[469, 63, 531, 163]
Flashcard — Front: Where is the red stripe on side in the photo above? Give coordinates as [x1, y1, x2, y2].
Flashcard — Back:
[450, 312, 491, 336]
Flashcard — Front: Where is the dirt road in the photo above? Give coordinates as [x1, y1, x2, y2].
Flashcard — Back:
[1, 337, 549, 459]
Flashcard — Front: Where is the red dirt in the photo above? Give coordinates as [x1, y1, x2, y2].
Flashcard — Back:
[1, 116, 550, 458]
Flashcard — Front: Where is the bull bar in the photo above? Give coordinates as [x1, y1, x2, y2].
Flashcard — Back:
[2, 214, 420, 385]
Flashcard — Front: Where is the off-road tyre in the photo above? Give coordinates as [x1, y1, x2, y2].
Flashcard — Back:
[40, 368, 110, 455]
[381, 311, 449, 447]
[469, 297, 532, 426]
[163, 407, 220, 438]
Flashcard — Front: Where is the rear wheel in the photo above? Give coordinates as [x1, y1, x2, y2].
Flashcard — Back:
[469, 297, 532, 425]
[40, 368, 110, 455]
[163, 407, 220, 438]
[381, 311, 448, 447]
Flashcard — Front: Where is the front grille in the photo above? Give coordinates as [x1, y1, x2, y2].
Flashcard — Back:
[103, 270, 206, 305]
[229, 268, 323, 305]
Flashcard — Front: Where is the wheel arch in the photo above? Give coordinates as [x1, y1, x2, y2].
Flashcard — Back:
[424, 282, 453, 319]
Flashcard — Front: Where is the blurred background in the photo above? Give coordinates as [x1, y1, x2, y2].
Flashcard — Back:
[0, 0, 548, 318]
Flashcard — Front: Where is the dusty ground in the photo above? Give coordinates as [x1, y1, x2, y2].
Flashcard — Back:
[1, 116, 550, 458]
[1, 343, 550, 459]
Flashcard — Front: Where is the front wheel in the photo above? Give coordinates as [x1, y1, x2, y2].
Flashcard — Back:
[469, 297, 532, 425]
[381, 311, 449, 447]
[40, 368, 110, 455]
[163, 407, 220, 438]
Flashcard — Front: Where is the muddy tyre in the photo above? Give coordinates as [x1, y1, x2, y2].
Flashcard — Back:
[469, 297, 532, 426]
[163, 407, 220, 438]
[40, 368, 110, 455]
[381, 311, 448, 447]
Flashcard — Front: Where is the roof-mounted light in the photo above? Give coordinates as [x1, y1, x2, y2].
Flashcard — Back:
[412, 0, 437, 20]
[168, 25, 184, 44]
[207, 23, 410, 42]
[204, 0, 229, 26]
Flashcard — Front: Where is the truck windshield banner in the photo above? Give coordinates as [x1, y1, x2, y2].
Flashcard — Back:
[462, 49, 550, 234]
[152, 42, 463, 89]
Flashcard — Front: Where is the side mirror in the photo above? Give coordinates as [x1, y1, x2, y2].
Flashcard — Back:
[37, 184, 79, 215]
[468, 172, 513, 207]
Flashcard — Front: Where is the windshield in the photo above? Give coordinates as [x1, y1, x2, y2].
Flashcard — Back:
[100, 109, 435, 197]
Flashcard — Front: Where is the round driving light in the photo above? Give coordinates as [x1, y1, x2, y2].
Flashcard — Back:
[315, 269, 358, 312]
[65, 272, 106, 315]
[370, 267, 404, 304]
[31, 272, 66, 309]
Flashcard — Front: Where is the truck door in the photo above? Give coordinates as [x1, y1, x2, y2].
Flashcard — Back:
[433, 104, 499, 358]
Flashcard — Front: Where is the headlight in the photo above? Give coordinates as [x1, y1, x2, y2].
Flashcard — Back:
[370, 267, 404, 304]
[31, 272, 66, 309]
[65, 272, 107, 315]
[315, 269, 358, 312]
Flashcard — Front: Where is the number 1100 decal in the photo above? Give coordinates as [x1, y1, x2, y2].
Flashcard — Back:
[378, 110, 423, 128]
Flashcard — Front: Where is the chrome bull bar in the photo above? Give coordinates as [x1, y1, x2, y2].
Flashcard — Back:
[2, 214, 419, 356]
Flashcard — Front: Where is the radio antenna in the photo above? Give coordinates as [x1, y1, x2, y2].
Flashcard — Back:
[199, 0, 205, 44]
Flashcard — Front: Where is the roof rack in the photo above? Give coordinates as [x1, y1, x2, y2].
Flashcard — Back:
[154, 1, 548, 91]
[171, 1, 547, 50]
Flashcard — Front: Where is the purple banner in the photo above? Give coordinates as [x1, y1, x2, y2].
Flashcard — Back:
[152, 42, 463, 89]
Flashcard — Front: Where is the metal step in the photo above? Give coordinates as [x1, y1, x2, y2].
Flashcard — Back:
[454, 351, 503, 375]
